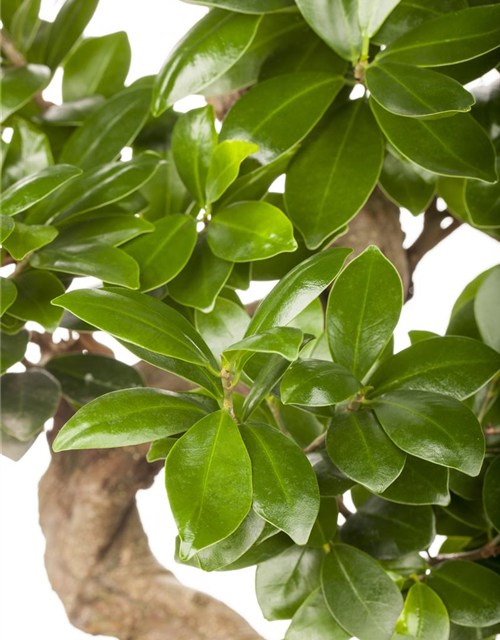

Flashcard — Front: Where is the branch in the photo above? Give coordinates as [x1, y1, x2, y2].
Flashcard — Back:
[428, 534, 500, 566]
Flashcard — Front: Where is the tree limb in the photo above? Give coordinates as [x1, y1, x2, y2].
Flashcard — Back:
[428, 535, 500, 566]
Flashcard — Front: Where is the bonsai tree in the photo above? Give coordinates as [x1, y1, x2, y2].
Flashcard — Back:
[1, 0, 500, 638]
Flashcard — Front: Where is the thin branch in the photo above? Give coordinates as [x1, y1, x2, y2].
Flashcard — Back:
[428, 534, 500, 566]
[303, 432, 327, 454]
[336, 497, 353, 519]
[485, 425, 500, 436]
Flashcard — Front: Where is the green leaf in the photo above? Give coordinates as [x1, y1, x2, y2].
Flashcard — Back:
[367, 62, 475, 118]
[31, 244, 140, 289]
[9, 270, 64, 331]
[181, 0, 295, 12]
[285, 100, 383, 249]
[36, 95, 105, 126]
[166, 410, 252, 556]
[475, 268, 500, 352]
[152, 10, 262, 115]
[10, 0, 41, 53]
[45, 353, 143, 407]
[483, 455, 500, 531]
[465, 158, 500, 229]
[205, 140, 259, 204]
[426, 561, 500, 627]
[256, 544, 323, 620]
[208, 201, 297, 262]
[441, 493, 489, 531]
[286, 587, 350, 640]
[371, 99, 497, 183]
[224, 327, 303, 366]
[27, 153, 162, 225]
[378, 4, 500, 67]
[309, 451, 355, 496]
[220, 73, 343, 164]
[371, 390, 485, 477]
[0, 215, 15, 243]
[52, 288, 218, 369]
[341, 497, 435, 559]
[0, 64, 51, 123]
[62, 32, 131, 101]
[0, 329, 29, 374]
[122, 215, 197, 292]
[171, 105, 218, 206]
[53, 388, 209, 451]
[368, 336, 500, 399]
[396, 582, 450, 640]
[358, 0, 402, 38]
[380, 455, 450, 506]
[45, 0, 99, 69]
[1, 369, 61, 441]
[2, 118, 53, 187]
[326, 409, 406, 493]
[327, 246, 402, 380]
[60, 87, 151, 171]
[3, 222, 58, 260]
[0, 279, 18, 317]
[281, 359, 362, 407]
[0, 314, 25, 335]
[247, 247, 352, 335]
[168, 235, 233, 313]
[55, 213, 153, 248]
[321, 544, 404, 640]
[219, 530, 293, 571]
[308, 496, 338, 548]
[195, 297, 250, 364]
[0, 164, 82, 217]
[240, 423, 320, 544]
[295, 0, 362, 63]
[241, 354, 291, 421]
[379, 150, 436, 216]
[146, 437, 177, 462]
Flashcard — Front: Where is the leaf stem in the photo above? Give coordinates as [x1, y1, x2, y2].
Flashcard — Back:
[221, 366, 237, 422]
[428, 534, 500, 566]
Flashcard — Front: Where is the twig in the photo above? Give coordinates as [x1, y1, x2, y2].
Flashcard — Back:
[336, 497, 353, 519]
[428, 534, 500, 566]
[303, 432, 327, 454]
[484, 425, 500, 436]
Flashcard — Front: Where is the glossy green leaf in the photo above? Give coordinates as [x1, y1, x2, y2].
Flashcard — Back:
[206, 140, 259, 204]
[45, 353, 143, 406]
[62, 32, 131, 101]
[60, 87, 151, 170]
[396, 582, 450, 640]
[321, 543, 404, 640]
[427, 561, 500, 627]
[0, 279, 18, 317]
[367, 62, 475, 118]
[379, 4, 500, 67]
[3, 222, 58, 260]
[152, 10, 262, 115]
[327, 246, 402, 380]
[146, 436, 177, 462]
[341, 497, 435, 559]
[171, 105, 218, 206]
[123, 215, 197, 292]
[27, 153, 162, 225]
[358, 0, 402, 38]
[286, 100, 384, 249]
[372, 390, 485, 477]
[247, 248, 352, 335]
[0, 164, 81, 217]
[31, 244, 140, 289]
[0, 64, 51, 123]
[295, 0, 362, 62]
[36, 95, 105, 126]
[307, 497, 338, 548]
[326, 409, 406, 493]
[168, 235, 233, 313]
[240, 422, 319, 544]
[281, 359, 362, 407]
[465, 158, 500, 229]
[52, 288, 218, 370]
[166, 410, 252, 556]
[475, 268, 500, 353]
[9, 270, 64, 331]
[371, 99, 497, 183]
[442, 494, 488, 531]
[195, 297, 250, 363]
[0, 314, 25, 336]
[55, 213, 154, 248]
[45, 0, 99, 69]
[379, 150, 436, 216]
[10, 0, 41, 53]
[53, 388, 209, 451]
[1, 369, 61, 441]
[0, 216, 15, 243]
[224, 327, 303, 366]
[286, 587, 350, 640]
[0, 329, 29, 374]
[219, 530, 293, 571]
[2, 118, 52, 188]
[182, 0, 295, 12]
[241, 354, 290, 421]
[256, 544, 323, 620]
[380, 455, 450, 506]
[208, 201, 297, 262]
[368, 336, 500, 399]
[483, 455, 500, 531]
[220, 73, 343, 164]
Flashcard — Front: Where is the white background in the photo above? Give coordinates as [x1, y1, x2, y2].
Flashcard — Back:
[1, 1, 500, 639]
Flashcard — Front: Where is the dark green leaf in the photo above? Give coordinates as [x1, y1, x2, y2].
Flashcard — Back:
[224, 327, 303, 366]
[240, 422, 319, 544]
[380, 455, 450, 506]
[395, 582, 450, 640]
[45, 0, 99, 69]
[55, 213, 154, 248]
[220, 531, 293, 571]
[379, 150, 436, 216]
[441, 493, 489, 530]
[195, 297, 250, 363]
[241, 354, 290, 421]
[3, 221, 58, 260]
[36, 95, 105, 126]
[307, 497, 338, 548]
[371, 390, 485, 477]
[0, 64, 51, 123]
[475, 268, 500, 352]
[309, 451, 356, 496]
[465, 158, 500, 229]
[285, 100, 384, 249]
[0, 329, 29, 374]
[483, 455, 500, 531]
[0, 278, 17, 317]
[286, 587, 350, 640]
[205, 140, 259, 204]
[9, 270, 64, 331]
[1, 369, 61, 440]
[166, 410, 252, 556]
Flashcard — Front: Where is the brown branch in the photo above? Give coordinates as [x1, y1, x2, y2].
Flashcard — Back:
[336, 497, 353, 520]
[303, 432, 327, 454]
[428, 534, 500, 566]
